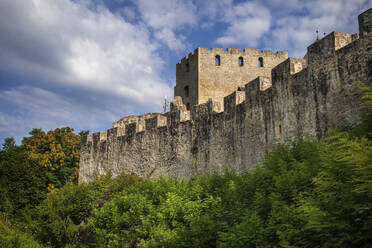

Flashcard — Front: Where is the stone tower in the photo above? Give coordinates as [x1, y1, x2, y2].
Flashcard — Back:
[174, 47, 289, 110]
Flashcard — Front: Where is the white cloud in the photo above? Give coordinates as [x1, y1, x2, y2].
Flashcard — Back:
[0, 0, 172, 111]
[121, 7, 137, 21]
[265, 0, 371, 57]
[134, 0, 198, 51]
[153, 28, 188, 51]
[213, 0, 371, 57]
[215, 1, 271, 47]
[197, 0, 233, 20]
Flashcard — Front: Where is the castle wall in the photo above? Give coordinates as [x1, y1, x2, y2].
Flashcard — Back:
[80, 9, 372, 183]
[174, 50, 199, 109]
[197, 48, 288, 106]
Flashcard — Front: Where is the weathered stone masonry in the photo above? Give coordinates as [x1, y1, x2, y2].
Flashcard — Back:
[80, 9, 372, 182]
[174, 47, 288, 110]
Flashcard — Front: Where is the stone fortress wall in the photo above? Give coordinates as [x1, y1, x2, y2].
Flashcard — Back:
[174, 47, 288, 110]
[198, 48, 288, 107]
[80, 9, 372, 182]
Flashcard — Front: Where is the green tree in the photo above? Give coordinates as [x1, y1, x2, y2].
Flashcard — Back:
[2, 137, 16, 151]
[78, 130, 90, 136]
[349, 81, 372, 138]
[0, 226, 46, 248]
[0, 145, 48, 218]
[34, 182, 98, 247]
[31, 173, 142, 248]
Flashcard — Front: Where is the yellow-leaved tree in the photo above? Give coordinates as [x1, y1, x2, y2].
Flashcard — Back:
[22, 127, 81, 190]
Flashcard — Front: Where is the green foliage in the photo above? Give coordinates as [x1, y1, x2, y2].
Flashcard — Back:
[1, 133, 370, 247]
[29, 173, 142, 248]
[0, 216, 46, 248]
[296, 132, 372, 247]
[79, 130, 90, 136]
[106, 173, 144, 197]
[86, 132, 372, 247]
[2, 137, 16, 151]
[349, 81, 372, 138]
[0, 126, 85, 220]
[0, 227, 46, 248]
[92, 177, 223, 247]
[33, 181, 104, 247]
[218, 212, 267, 248]
[0, 146, 48, 217]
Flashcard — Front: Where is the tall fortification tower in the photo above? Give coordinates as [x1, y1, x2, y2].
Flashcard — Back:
[175, 47, 289, 109]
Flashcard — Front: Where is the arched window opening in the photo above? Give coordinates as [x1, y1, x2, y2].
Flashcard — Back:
[215, 55, 221, 66]
[184, 86, 189, 97]
[258, 57, 264, 67]
[186, 103, 190, 111]
[279, 124, 282, 135]
[238, 56, 244, 67]
[186, 62, 189, 72]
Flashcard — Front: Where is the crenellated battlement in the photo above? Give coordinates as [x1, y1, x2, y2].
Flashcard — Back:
[145, 115, 167, 131]
[113, 113, 163, 135]
[86, 53, 315, 149]
[86, 74, 268, 148]
[93, 131, 107, 142]
[80, 8, 372, 182]
[195, 47, 287, 56]
[177, 48, 198, 65]
[306, 31, 354, 64]
[271, 58, 307, 79]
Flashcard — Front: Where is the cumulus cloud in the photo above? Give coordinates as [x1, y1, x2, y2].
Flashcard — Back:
[0, 0, 172, 109]
[213, 0, 370, 57]
[0, 0, 175, 143]
[197, 0, 233, 23]
[215, 1, 271, 47]
[263, 0, 371, 57]
[134, 0, 198, 51]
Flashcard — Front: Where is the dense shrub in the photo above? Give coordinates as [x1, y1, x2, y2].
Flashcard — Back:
[0, 216, 46, 248]
[29, 173, 142, 247]
[0, 146, 48, 218]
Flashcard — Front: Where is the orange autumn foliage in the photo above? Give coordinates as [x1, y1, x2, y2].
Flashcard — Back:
[22, 127, 81, 189]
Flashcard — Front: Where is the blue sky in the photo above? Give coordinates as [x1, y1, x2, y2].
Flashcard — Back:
[0, 0, 370, 144]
